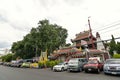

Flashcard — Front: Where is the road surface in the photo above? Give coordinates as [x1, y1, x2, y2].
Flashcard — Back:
[0, 66, 120, 80]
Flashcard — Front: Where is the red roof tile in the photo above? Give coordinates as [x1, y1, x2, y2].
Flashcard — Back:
[73, 31, 89, 41]
[72, 30, 96, 42]
[88, 49, 106, 54]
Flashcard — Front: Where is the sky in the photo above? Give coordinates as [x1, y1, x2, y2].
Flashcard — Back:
[0, 0, 120, 54]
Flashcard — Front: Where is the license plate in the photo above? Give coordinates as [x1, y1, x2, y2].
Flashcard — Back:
[111, 72, 117, 74]
[88, 69, 91, 71]
[117, 67, 120, 70]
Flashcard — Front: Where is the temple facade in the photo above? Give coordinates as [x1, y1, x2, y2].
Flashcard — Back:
[49, 30, 110, 62]
[49, 19, 110, 62]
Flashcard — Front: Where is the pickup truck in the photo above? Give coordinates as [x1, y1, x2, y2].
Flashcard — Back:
[83, 59, 103, 73]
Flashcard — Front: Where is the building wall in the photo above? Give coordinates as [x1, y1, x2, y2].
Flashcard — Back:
[58, 55, 66, 62]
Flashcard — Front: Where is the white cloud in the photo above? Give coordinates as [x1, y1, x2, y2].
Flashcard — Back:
[0, 0, 120, 51]
[0, 22, 27, 48]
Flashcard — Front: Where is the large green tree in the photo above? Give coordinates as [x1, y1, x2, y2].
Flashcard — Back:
[11, 19, 68, 59]
[37, 20, 68, 53]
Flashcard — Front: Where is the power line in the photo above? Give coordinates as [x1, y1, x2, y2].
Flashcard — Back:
[95, 37, 120, 43]
[104, 37, 120, 42]
[92, 20, 120, 33]
[98, 26, 120, 34]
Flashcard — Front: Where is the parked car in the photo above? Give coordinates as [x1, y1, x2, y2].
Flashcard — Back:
[21, 59, 34, 68]
[103, 59, 120, 75]
[10, 61, 16, 67]
[3, 62, 11, 66]
[67, 58, 87, 72]
[84, 59, 103, 73]
[30, 62, 39, 68]
[21, 62, 31, 68]
[10, 60, 24, 67]
[53, 62, 68, 72]
[0, 62, 3, 65]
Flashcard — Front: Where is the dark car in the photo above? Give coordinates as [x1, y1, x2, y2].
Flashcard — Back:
[84, 59, 103, 73]
[104, 59, 120, 75]
[0, 62, 3, 65]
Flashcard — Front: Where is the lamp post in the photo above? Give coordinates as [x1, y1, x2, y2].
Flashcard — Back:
[81, 40, 89, 60]
[84, 46, 89, 60]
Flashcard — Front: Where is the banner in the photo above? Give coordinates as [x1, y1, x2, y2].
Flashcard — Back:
[39, 49, 48, 62]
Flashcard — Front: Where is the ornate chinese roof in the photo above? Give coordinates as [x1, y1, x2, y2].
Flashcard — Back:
[57, 47, 72, 54]
[48, 47, 83, 59]
[72, 30, 96, 42]
[88, 49, 106, 54]
[73, 31, 89, 41]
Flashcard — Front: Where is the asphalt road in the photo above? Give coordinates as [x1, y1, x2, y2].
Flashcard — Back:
[0, 65, 120, 80]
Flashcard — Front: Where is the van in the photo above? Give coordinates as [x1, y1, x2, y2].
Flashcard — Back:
[67, 58, 87, 72]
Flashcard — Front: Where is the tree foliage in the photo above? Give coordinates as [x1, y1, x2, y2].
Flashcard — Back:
[1, 54, 13, 62]
[116, 42, 120, 54]
[11, 19, 68, 59]
[109, 35, 117, 56]
[113, 54, 120, 58]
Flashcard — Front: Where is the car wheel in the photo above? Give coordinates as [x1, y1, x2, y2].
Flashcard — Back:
[84, 70, 88, 73]
[53, 69, 56, 72]
[79, 68, 82, 72]
[67, 69, 71, 72]
[61, 67, 64, 71]
[18, 65, 21, 68]
[104, 72, 108, 75]
[97, 69, 100, 73]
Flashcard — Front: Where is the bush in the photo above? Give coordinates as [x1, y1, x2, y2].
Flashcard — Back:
[45, 61, 48, 67]
[47, 60, 61, 70]
[1, 54, 13, 62]
[38, 60, 62, 69]
[38, 62, 44, 68]
[49, 61, 56, 68]
[113, 54, 120, 58]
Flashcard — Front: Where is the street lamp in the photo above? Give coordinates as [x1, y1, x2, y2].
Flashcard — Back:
[81, 40, 90, 60]
[84, 47, 89, 60]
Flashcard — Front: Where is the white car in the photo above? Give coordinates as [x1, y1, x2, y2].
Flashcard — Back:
[53, 62, 68, 72]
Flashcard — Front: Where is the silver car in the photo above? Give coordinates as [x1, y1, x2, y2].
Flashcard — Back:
[104, 59, 120, 75]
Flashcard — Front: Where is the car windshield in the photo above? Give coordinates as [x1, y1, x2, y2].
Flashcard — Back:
[69, 62, 78, 64]
[105, 60, 120, 64]
[58, 63, 63, 65]
[88, 60, 98, 64]
[69, 59, 78, 61]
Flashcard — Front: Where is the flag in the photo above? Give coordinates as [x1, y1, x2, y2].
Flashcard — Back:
[78, 47, 82, 51]
[39, 50, 43, 62]
[81, 40, 87, 46]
